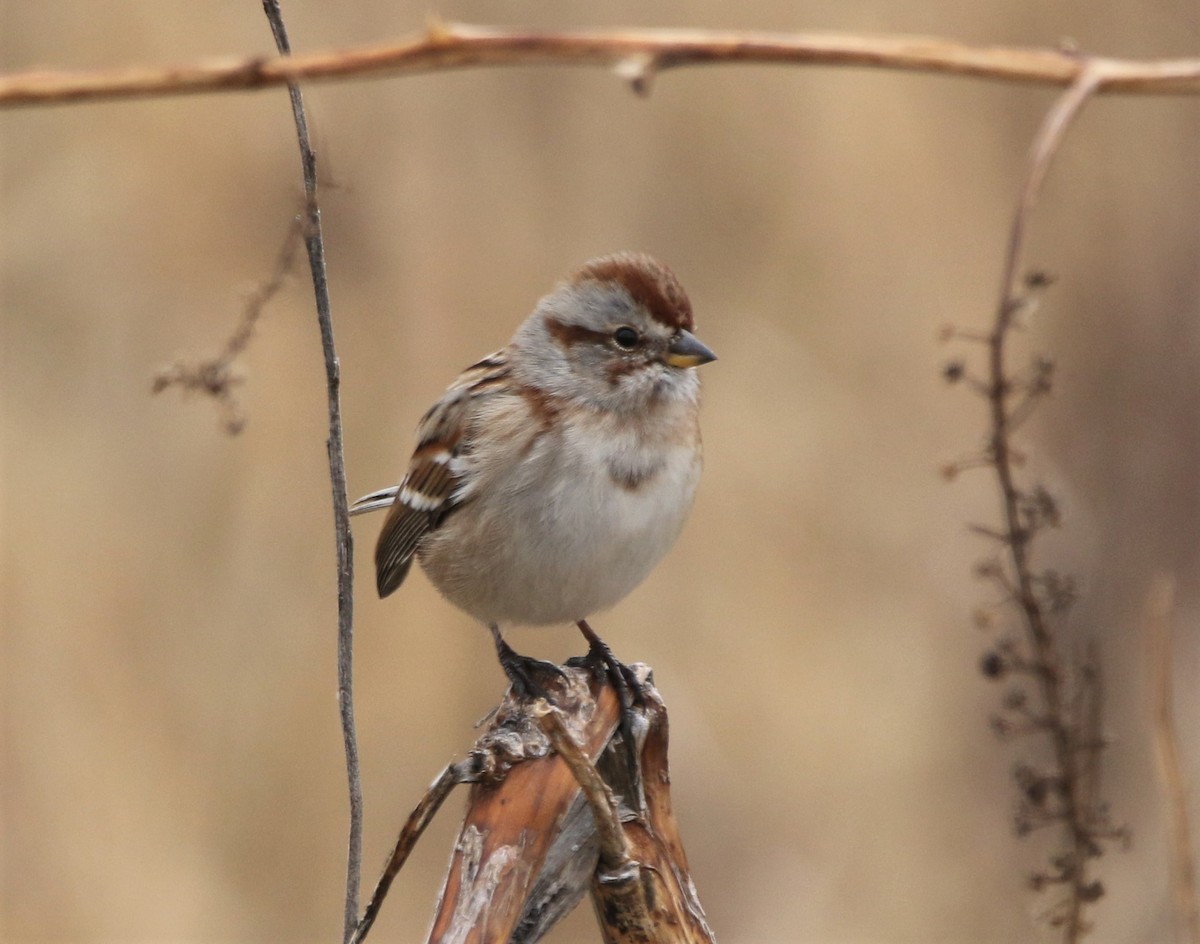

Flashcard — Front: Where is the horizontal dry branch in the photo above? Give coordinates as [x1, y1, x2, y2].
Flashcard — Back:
[4, 21, 1200, 108]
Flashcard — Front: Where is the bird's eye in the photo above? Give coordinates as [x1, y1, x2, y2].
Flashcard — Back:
[612, 326, 640, 350]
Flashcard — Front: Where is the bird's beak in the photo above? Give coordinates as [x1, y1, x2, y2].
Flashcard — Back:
[666, 330, 718, 369]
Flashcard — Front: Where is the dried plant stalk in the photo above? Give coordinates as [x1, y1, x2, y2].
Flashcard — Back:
[258, 4, 361, 940]
[945, 70, 1128, 941]
[584, 685, 715, 944]
[427, 666, 623, 944]
[1145, 577, 1200, 944]
[352, 662, 716, 944]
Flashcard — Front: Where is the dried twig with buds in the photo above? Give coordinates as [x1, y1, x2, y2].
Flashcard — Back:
[943, 71, 1128, 941]
[151, 216, 305, 434]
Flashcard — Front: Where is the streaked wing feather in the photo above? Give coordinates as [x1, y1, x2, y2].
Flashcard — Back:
[372, 350, 510, 597]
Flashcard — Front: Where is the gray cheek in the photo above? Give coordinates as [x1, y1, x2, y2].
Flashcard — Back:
[640, 364, 698, 406]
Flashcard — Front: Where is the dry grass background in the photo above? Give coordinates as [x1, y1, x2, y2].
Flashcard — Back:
[3, 2, 1200, 942]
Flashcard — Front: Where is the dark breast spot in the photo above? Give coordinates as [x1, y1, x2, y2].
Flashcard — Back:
[608, 458, 664, 491]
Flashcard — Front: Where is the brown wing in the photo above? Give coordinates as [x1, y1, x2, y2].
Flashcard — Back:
[373, 351, 510, 597]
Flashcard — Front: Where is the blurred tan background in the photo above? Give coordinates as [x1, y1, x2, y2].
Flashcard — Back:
[3, 2, 1200, 941]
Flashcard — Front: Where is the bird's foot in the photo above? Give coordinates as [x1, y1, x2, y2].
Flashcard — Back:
[489, 624, 568, 702]
[575, 619, 648, 814]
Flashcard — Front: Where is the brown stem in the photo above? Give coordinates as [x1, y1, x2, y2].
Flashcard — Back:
[351, 763, 468, 944]
[532, 701, 634, 871]
[989, 70, 1101, 941]
[4, 23, 1200, 107]
[259, 3, 361, 942]
[1146, 577, 1200, 944]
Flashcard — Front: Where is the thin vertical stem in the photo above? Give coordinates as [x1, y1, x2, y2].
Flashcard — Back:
[1146, 577, 1200, 944]
[989, 69, 1100, 941]
[260, 3, 362, 941]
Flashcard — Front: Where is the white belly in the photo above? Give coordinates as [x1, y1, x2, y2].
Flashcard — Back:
[417, 409, 701, 626]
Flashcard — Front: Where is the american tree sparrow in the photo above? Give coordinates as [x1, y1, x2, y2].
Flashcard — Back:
[351, 252, 715, 708]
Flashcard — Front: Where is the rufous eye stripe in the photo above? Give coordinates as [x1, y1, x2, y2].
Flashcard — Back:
[543, 316, 609, 349]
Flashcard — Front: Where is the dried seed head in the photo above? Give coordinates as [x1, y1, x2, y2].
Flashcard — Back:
[981, 651, 1007, 679]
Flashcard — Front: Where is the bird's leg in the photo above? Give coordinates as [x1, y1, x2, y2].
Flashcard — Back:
[576, 619, 646, 812]
[576, 619, 647, 705]
[488, 623, 567, 701]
